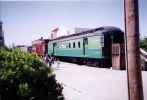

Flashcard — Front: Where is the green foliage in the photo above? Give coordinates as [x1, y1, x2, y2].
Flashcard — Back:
[18, 82, 31, 96]
[140, 38, 147, 51]
[0, 47, 64, 100]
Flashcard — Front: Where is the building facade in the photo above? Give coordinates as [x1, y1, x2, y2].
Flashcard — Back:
[0, 21, 4, 46]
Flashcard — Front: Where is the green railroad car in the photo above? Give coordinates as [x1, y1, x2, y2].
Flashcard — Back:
[48, 26, 124, 68]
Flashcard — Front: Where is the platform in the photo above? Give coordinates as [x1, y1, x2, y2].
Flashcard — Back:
[52, 62, 147, 100]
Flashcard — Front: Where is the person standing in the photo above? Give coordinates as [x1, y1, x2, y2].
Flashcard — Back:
[51, 55, 54, 64]
[48, 55, 52, 68]
[44, 54, 48, 64]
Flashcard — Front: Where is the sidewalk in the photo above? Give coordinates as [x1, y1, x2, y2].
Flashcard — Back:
[52, 62, 147, 100]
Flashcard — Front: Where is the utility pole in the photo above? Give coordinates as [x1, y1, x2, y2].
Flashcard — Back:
[124, 0, 144, 100]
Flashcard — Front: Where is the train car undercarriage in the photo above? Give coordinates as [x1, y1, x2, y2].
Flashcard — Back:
[54, 56, 111, 68]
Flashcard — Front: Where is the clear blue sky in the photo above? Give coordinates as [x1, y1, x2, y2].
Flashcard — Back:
[0, 0, 147, 46]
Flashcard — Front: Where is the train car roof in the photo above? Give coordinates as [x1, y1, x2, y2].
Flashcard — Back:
[50, 26, 123, 41]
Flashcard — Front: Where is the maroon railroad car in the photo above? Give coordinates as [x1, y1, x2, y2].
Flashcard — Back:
[32, 37, 49, 57]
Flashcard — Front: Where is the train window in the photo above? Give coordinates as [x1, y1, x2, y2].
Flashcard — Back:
[84, 38, 88, 45]
[100, 36, 104, 47]
[66, 45, 68, 48]
[69, 43, 71, 48]
[78, 42, 80, 48]
[73, 42, 75, 48]
[100, 36, 104, 42]
[53, 43, 57, 47]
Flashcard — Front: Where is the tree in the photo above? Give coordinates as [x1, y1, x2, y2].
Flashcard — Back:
[140, 38, 147, 51]
[0, 47, 64, 100]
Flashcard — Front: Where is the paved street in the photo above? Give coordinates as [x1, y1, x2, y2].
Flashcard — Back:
[52, 62, 147, 100]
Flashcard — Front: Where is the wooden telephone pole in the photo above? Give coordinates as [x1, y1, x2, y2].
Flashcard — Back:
[124, 0, 144, 100]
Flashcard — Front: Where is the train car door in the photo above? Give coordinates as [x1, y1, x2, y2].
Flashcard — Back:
[103, 33, 112, 67]
[83, 37, 88, 56]
[53, 42, 57, 55]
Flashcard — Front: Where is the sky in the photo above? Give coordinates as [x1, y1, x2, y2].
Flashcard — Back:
[0, 0, 147, 46]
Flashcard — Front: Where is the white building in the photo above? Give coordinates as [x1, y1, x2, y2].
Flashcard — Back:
[16, 45, 28, 52]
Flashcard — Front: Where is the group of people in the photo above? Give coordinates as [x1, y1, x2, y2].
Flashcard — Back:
[43, 54, 60, 68]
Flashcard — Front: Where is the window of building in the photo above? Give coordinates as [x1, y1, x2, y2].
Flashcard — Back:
[73, 42, 75, 48]
[112, 45, 120, 55]
[78, 42, 80, 48]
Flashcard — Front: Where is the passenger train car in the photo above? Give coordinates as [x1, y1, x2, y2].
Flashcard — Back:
[48, 26, 125, 68]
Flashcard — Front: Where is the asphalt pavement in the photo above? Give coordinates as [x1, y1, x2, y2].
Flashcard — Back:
[52, 61, 147, 100]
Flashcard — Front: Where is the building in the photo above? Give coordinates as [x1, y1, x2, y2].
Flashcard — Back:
[15, 45, 28, 52]
[0, 21, 4, 46]
[51, 28, 59, 39]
